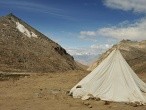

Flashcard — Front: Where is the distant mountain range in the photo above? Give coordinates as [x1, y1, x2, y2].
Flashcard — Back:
[0, 13, 80, 73]
[88, 40, 146, 74]
[73, 54, 99, 65]
[67, 47, 110, 65]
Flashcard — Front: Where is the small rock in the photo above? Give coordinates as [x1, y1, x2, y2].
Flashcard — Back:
[125, 102, 129, 105]
[95, 98, 101, 101]
[88, 94, 94, 97]
[66, 90, 70, 94]
[130, 103, 138, 107]
[88, 94, 95, 100]
[88, 105, 92, 108]
[35, 93, 44, 98]
[83, 101, 90, 106]
[104, 101, 110, 105]
[76, 85, 82, 88]
[68, 92, 73, 96]
[24, 76, 28, 79]
[134, 101, 140, 106]
[58, 88, 61, 91]
[44, 97, 48, 100]
[89, 97, 95, 100]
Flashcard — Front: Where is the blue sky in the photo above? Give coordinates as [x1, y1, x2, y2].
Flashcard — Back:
[0, 0, 146, 64]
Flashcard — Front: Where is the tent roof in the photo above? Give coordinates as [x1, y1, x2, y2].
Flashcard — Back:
[70, 49, 146, 104]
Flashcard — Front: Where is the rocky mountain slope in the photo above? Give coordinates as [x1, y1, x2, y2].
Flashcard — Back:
[0, 13, 80, 73]
[88, 40, 146, 74]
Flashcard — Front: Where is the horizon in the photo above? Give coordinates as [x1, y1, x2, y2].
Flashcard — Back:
[1, 0, 146, 65]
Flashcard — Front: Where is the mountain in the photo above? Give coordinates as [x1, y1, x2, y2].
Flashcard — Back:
[75, 61, 88, 70]
[88, 40, 146, 74]
[0, 13, 80, 73]
[73, 54, 100, 65]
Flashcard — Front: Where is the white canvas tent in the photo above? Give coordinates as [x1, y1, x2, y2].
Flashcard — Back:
[70, 49, 146, 104]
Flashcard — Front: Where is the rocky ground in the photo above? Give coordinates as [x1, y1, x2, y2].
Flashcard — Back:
[0, 70, 146, 110]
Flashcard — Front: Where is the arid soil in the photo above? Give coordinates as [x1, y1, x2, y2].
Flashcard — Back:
[0, 70, 146, 110]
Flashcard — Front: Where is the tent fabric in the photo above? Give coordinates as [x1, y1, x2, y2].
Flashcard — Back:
[70, 49, 146, 104]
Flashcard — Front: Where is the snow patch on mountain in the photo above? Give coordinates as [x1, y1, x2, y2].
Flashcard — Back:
[16, 22, 37, 38]
[31, 32, 37, 38]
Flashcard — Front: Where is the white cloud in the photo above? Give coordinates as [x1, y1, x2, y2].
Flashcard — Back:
[66, 44, 112, 56]
[80, 31, 96, 36]
[79, 18, 146, 41]
[79, 0, 146, 41]
[76, 0, 146, 64]
[79, 31, 98, 42]
[104, 0, 146, 13]
[90, 44, 113, 50]
[66, 44, 112, 64]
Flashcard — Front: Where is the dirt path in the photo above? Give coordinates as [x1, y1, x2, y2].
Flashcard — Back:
[0, 70, 146, 110]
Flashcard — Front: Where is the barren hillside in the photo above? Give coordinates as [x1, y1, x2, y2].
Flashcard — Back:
[88, 40, 146, 74]
[0, 13, 80, 73]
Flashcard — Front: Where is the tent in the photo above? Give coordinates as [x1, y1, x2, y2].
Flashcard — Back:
[70, 49, 146, 104]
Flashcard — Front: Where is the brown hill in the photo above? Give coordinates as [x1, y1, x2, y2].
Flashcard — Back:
[0, 13, 80, 73]
[88, 40, 146, 74]
[75, 61, 88, 70]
